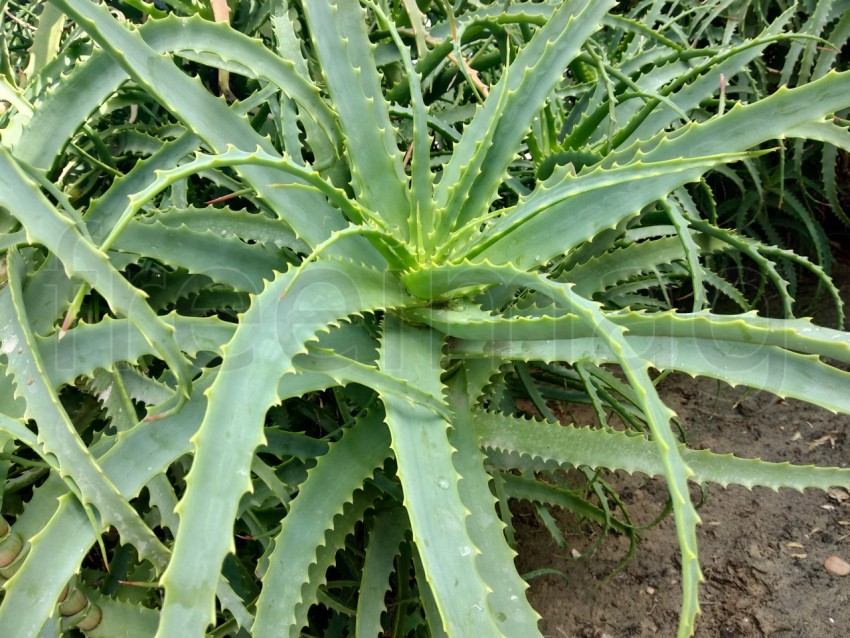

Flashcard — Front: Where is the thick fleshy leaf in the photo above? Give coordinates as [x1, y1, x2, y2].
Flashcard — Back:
[157, 261, 408, 637]
[475, 410, 850, 491]
[378, 316, 527, 637]
[252, 412, 391, 637]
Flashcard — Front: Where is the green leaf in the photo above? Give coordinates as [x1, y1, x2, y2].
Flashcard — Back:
[475, 71, 850, 268]
[25, 3, 65, 85]
[252, 412, 392, 638]
[152, 15, 338, 146]
[302, 0, 410, 231]
[0, 413, 38, 449]
[662, 198, 707, 311]
[120, 146, 369, 234]
[404, 261, 701, 637]
[0, 252, 171, 572]
[378, 316, 513, 637]
[614, 9, 796, 148]
[51, 0, 369, 259]
[468, 150, 764, 267]
[356, 507, 408, 638]
[157, 260, 408, 637]
[475, 410, 850, 491]
[454, 334, 850, 414]
[80, 589, 159, 638]
[86, 133, 202, 245]
[144, 206, 307, 253]
[0, 371, 251, 637]
[17, 13, 336, 168]
[366, 0, 435, 253]
[86, 368, 138, 434]
[414, 305, 850, 365]
[435, 0, 615, 236]
[269, 0, 343, 178]
[567, 234, 720, 299]
[293, 347, 449, 419]
[0, 148, 193, 401]
[446, 373, 542, 635]
[112, 219, 282, 293]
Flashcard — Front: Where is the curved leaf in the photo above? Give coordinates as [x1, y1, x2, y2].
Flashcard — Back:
[0, 253, 170, 571]
[157, 260, 408, 637]
[355, 507, 409, 638]
[475, 410, 850, 491]
[453, 335, 850, 414]
[378, 317, 518, 637]
[436, 0, 614, 236]
[302, 0, 410, 231]
[0, 149, 192, 399]
[52, 0, 370, 259]
[253, 413, 391, 637]
[476, 71, 850, 268]
[404, 261, 701, 636]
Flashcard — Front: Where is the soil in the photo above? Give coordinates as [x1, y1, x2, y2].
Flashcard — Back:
[517, 258, 850, 637]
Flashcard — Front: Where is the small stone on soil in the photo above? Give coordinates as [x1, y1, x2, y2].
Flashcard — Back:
[824, 555, 850, 576]
[828, 488, 850, 502]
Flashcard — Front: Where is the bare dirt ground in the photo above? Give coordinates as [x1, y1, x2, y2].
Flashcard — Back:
[517, 259, 850, 637]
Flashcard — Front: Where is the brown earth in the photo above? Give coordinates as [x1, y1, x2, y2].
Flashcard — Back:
[518, 258, 850, 637]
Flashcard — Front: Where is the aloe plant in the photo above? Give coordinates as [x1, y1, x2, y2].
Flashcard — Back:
[677, 0, 850, 291]
[1, 1, 850, 637]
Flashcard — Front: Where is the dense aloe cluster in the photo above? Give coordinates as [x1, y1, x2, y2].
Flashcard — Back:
[0, 1, 849, 637]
